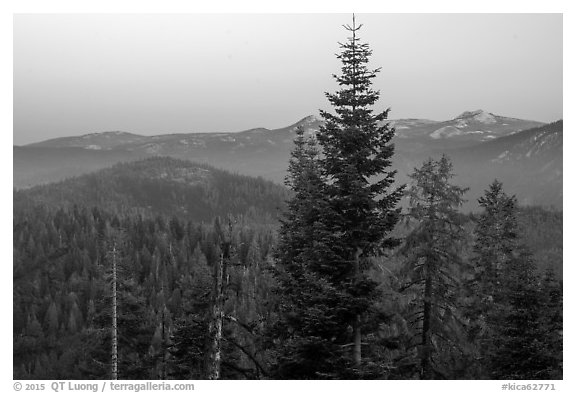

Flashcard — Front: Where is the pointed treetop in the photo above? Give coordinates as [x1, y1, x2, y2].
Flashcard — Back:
[343, 13, 363, 32]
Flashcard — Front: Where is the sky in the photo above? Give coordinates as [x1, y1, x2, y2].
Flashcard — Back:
[13, 13, 563, 145]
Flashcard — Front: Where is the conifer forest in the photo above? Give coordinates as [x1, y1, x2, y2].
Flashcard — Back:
[13, 17, 562, 380]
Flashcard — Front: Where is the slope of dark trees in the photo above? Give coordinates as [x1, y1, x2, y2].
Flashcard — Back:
[13, 205, 279, 379]
[12, 156, 563, 380]
[14, 157, 290, 225]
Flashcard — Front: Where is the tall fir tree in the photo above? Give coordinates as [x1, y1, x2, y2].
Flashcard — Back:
[274, 15, 404, 378]
[472, 180, 519, 303]
[470, 180, 562, 379]
[402, 155, 469, 379]
[316, 14, 404, 372]
[466, 179, 520, 378]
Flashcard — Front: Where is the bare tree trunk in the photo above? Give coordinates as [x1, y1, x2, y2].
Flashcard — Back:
[206, 248, 225, 379]
[111, 243, 118, 380]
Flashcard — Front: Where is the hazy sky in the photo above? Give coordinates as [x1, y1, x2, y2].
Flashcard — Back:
[13, 13, 563, 145]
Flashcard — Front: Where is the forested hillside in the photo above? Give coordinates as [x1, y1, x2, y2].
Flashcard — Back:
[13, 206, 279, 379]
[14, 157, 290, 225]
[12, 167, 562, 379]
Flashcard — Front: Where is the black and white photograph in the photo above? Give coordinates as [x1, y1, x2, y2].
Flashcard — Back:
[11, 7, 565, 385]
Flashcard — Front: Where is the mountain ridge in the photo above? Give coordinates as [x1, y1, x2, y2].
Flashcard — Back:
[14, 112, 561, 210]
[23, 110, 542, 149]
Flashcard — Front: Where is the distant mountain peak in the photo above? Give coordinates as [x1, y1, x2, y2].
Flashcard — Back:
[297, 114, 323, 125]
[288, 115, 323, 136]
[456, 109, 488, 118]
[81, 130, 141, 138]
[454, 109, 497, 124]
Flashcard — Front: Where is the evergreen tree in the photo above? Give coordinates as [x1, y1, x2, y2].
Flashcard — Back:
[274, 15, 403, 379]
[315, 15, 404, 371]
[168, 244, 212, 379]
[472, 180, 519, 304]
[470, 181, 562, 379]
[488, 250, 547, 379]
[537, 268, 563, 379]
[272, 127, 348, 378]
[401, 155, 469, 379]
[467, 180, 520, 377]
